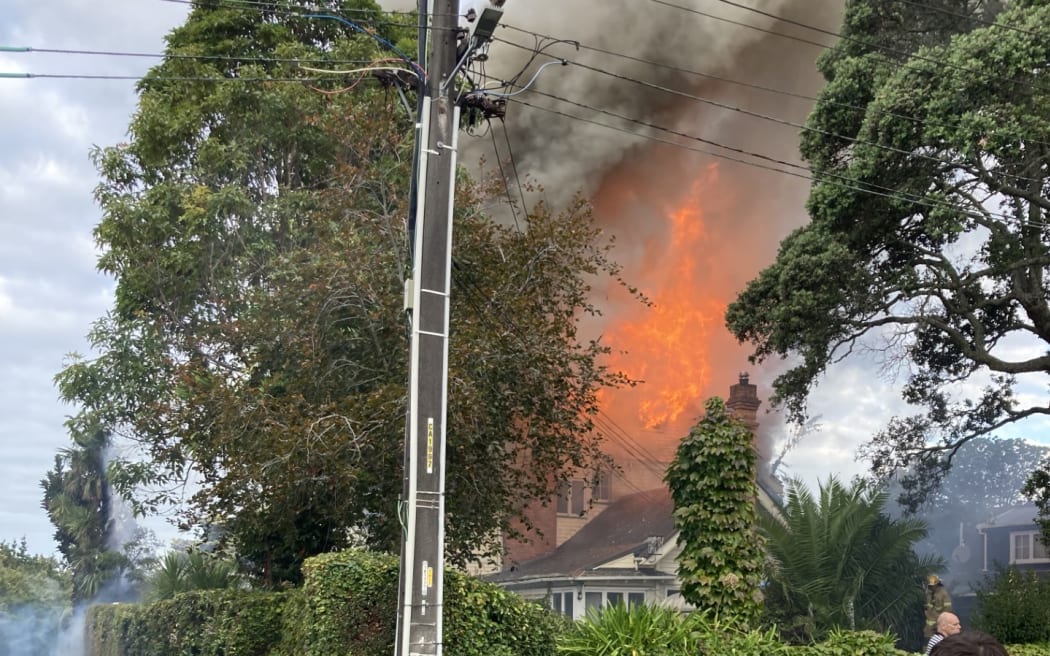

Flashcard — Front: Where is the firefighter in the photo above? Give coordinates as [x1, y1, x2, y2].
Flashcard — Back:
[924, 574, 953, 638]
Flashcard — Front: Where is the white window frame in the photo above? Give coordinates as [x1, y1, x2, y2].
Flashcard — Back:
[1010, 531, 1050, 564]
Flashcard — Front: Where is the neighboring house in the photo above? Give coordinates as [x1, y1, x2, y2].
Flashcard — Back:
[486, 373, 783, 618]
[488, 487, 683, 620]
[976, 504, 1050, 575]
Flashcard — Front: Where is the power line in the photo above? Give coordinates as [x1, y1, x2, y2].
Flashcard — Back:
[0, 72, 342, 82]
[498, 45, 1045, 187]
[652, 0, 1049, 96]
[505, 95, 1046, 229]
[890, 0, 1042, 37]
[1, 45, 376, 66]
[496, 23, 1050, 152]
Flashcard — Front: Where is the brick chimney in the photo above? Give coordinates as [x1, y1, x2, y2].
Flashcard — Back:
[726, 372, 761, 432]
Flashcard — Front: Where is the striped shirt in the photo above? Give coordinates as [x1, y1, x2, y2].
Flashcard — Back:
[926, 633, 945, 655]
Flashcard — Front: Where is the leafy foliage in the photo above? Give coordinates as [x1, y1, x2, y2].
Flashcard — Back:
[88, 589, 288, 656]
[726, 0, 1050, 503]
[40, 423, 138, 603]
[557, 603, 703, 656]
[665, 397, 764, 623]
[88, 549, 564, 656]
[144, 550, 242, 602]
[760, 477, 941, 645]
[57, 1, 634, 583]
[972, 566, 1050, 644]
[0, 540, 72, 656]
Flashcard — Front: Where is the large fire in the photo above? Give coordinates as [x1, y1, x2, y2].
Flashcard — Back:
[603, 169, 725, 432]
[588, 150, 780, 463]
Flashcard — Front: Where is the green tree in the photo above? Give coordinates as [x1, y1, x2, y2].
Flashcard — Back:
[0, 539, 70, 611]
[55, 2, 633, 584]
[760, 477, 941, 645]
[726, 0, 1050, 505]
[664, 397, 764, 623]
[0, 541, 72, 656]
[144, 550, 241, 602]
[40, 423, 134, 603]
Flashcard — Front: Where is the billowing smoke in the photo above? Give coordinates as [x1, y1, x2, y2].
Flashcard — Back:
[388, 0, 844, 470]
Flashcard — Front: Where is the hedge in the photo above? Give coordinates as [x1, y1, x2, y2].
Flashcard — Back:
[87, 589, 287, 656]
[87, 550, 563, 656]
[274, 549, 564, 656]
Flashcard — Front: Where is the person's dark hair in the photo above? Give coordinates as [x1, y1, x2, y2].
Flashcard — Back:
[929, 631, 1007, 656]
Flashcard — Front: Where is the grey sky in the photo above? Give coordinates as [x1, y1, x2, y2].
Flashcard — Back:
[1, 0, 1047, 559]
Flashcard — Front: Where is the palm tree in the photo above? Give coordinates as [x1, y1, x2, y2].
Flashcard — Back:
[760, 476, 942, 643]
[145, 550, 241, 601]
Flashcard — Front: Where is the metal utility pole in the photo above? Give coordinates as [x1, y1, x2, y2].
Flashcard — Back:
[396, 1, 459, 655]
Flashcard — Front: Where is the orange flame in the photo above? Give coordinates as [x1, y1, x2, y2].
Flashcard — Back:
[592, 162, 737, 452]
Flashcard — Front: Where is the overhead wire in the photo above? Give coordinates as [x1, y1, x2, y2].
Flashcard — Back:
[489, 38, 1047, 188]
[889, 0, 1043, 37]
[505, 95, 1048, 229]
[651, 0, 1050, 96]
[488, 123, 523, 232]
[0, 45, 376, 66]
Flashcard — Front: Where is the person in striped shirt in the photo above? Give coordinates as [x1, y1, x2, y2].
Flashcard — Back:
[926, 612, 962, 655]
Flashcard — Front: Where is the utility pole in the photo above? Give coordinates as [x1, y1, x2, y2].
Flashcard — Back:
[396, 0, 459, 655]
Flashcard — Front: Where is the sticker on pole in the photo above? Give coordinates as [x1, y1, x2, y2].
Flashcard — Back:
[426, 418, 434, 474]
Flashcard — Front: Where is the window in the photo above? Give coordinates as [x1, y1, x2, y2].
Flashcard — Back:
[558, 479, 587, 516]
[571, 480, 585, 515]
[1011, 531, 1050, 563]
[628, 592, 645, 607]
[585, 592, 603, 613]
[591, 469, 611, 501]
[556, 481, 570, 514]
[606, 591, 623, 607]
[549, 591, 575, 617]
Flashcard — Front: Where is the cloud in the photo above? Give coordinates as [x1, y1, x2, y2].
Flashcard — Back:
[0, 0, 188, 556]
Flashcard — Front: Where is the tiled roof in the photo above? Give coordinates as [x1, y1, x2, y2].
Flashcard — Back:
[492, 487, 676, 581]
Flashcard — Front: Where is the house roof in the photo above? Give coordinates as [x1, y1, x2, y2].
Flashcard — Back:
[492, 487, 676, 581]
[977, 503, 1041, 530]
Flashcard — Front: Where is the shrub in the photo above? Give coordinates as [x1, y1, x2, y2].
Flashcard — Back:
[794, 628, 909, 656]
[558, 602, 700, 655]
[972, 567, 1050, 644]
[88, 588, 288, 656]
[276, 549, 563, 656]
[1005, 645, 1050, 656]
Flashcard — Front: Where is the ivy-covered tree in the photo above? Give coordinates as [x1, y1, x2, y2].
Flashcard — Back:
[55, 1, 634, 584]
[726, 0, 1050, 506]
[664, 397, 764, 623]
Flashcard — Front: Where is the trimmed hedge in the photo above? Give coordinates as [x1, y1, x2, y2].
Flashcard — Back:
[88, 589, 287, 656]
[275, 549, 564, 656]
[88, 550, 563, 656]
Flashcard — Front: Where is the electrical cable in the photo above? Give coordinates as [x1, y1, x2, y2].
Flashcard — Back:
[302, 13, 425, 81]
[505, 96, 1048, 229]
[0, 72, 338, 82]
[492, 44, 1047, 187]
[0, 45, 375, 66]
[495, 26, 1050, 150]
[651, 0, 1050, 96]
[889, 0, 1042, 37]
[488, 123, 523, 232]
[497, 118, 529, 229]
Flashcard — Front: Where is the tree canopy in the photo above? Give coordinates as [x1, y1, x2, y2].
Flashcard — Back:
[726, 0, 1050, 502]
[55, 1, 634, 583]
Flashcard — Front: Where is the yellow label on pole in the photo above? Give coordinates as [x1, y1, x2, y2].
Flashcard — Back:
[426, 565, 434, 588]
[426, 418, 434, 474]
